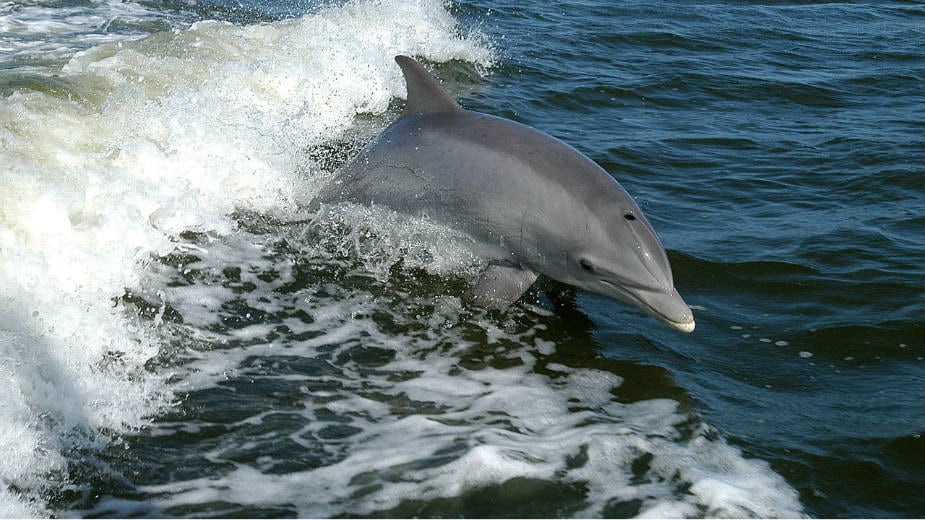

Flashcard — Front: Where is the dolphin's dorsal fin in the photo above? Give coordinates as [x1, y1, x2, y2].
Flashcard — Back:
[395, 55, 462, 116]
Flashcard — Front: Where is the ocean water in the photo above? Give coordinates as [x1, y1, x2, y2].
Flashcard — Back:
[0, 0, 922, 517]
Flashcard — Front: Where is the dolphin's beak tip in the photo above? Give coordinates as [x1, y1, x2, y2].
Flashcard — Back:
[671, 318, 696, 334]
[654, 290, 696, 333]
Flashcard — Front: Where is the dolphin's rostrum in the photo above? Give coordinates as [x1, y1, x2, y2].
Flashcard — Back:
[318, 55, 695, 333]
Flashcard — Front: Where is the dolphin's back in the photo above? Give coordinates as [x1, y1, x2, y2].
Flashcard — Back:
[320, 54, 633, 240]
[321, 110, 631, 248]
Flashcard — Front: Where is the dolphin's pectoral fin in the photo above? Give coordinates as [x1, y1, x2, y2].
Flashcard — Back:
[465, 264, 538, 310]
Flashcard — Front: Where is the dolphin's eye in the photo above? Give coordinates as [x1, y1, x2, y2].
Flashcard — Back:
[579, 259, 595, 273]
[624, 213, 637, 221]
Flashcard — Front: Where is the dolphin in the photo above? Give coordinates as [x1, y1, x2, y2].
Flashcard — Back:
[317, 55, 695, 332]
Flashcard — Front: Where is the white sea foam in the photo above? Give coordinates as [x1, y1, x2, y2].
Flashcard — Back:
[0, 0, 492, 515]
[70, 219, 802, 518]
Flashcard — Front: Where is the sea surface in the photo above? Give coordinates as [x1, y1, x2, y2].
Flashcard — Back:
[0, 0, 922, 517]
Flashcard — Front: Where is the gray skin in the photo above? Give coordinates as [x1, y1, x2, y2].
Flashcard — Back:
[318, 55, 695, 332]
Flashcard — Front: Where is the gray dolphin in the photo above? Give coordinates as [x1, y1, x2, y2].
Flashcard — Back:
[318, 55, 695, 332]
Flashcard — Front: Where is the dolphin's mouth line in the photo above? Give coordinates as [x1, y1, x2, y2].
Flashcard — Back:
[598, 279, 695, 332]
[600, 277, 665, 294]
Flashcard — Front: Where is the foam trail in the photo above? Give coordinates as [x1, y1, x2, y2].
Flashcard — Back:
[0, 0, 492, 515]
[78, 224, 804, 518]
[38, 201, 799, 519]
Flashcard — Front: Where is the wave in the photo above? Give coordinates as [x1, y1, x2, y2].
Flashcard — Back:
[0, 0, 181, 68]
[0, 0, 491, 515]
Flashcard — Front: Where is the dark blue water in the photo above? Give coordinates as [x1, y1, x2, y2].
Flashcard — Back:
[0, 0, 921, 517]
[461, 2, 925, 517]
